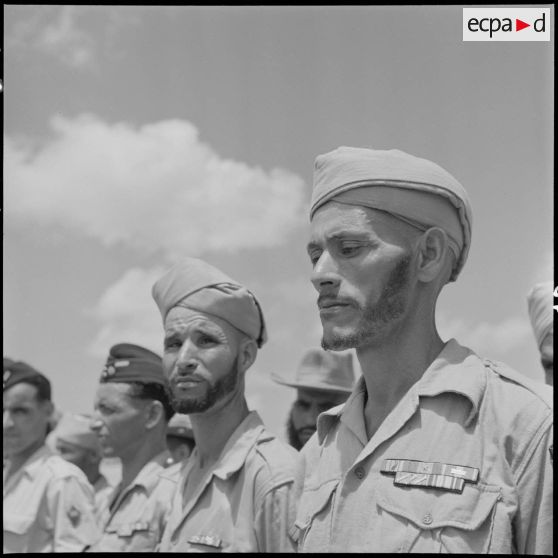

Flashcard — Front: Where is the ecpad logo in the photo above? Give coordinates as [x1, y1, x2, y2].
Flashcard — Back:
[463, 8, 550, 41]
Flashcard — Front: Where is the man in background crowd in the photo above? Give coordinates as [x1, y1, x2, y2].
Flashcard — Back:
[152, 257, 298, 552]
[88, 343, 178, 552]
[165, 413, 196, 466]
[272, 348, 355, 450]
[527, 281, 554, 385]
[53, 412, 114, 518]
[294, 146, 553, 553]
[3, 359, 100, 552]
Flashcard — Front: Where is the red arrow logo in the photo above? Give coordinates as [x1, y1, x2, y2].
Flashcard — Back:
[516, 19, 530, 31]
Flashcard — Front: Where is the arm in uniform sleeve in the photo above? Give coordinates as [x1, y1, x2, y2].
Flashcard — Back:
[514, 418, 553, 554]
[254, 479, 298, 553]
[46, 474, 102, 552]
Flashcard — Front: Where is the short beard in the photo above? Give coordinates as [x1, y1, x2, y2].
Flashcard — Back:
[322, 254, 411, 351]
[170, 357, 239, 414]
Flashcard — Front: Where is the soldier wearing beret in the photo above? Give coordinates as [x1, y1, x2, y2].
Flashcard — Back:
[152, 257, 299, 552]
[88, 343, 179, 552]
[53, 413, 114, 521]
[293, 147, 553, 553]
[272, 348, 355, 450]
[3, 359, 100, 553]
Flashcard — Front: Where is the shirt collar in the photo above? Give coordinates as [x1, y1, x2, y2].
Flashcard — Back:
[316, 379, 366, 445]
[316, 338, 487, 444]
[124, 450, 170, 494]
[16, 444, 53, 480]
[211, 410, 269, 480]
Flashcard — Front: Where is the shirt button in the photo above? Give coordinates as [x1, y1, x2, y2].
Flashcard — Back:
[422, 513, 433, 525]
[354, 466, 365, 479]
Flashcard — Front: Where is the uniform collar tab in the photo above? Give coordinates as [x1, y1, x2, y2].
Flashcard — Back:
[126, 450, 169, 493]
[316, 378, 366, 445]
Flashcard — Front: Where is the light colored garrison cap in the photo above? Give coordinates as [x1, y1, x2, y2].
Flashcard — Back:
[310, 146, 473, 281]
[272, 349, 356, 394]
[54, 413, 101, 453]
[152, 258, 267, 347]
[527, 281, 554, 349]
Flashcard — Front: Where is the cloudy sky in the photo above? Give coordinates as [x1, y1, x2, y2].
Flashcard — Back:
[3, 5, 553, 439]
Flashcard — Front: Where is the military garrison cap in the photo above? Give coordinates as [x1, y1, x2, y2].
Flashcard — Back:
[166, 413, 194, 440]
[152, 258, 268, 348]
[3, 357, 52, 400]
[100, 343, 167, 386]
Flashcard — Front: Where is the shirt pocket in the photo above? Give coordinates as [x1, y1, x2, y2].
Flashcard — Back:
[376, 477, 502, 553]
[3, 514, 36, 553]
[293, 480, 338, 549]
[103, 521, 157, 552]
[185, 533, 228, 552]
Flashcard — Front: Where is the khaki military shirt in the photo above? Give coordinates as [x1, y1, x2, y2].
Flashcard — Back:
[159, 411, 299, 552]
[3, 444, 101, 553]
[92, 451, 179, 552]
[92, 473, 114, 523]
[294, 339, 553, 554]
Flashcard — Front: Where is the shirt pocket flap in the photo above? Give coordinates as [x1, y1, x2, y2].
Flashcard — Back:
[3, 514, 35, 535]
[105, 521, 151, 537]
[294, 480, 338, 531]
[376, 477, 501, 531]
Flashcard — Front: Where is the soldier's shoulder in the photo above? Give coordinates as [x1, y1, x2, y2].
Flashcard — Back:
[483, 357, 553, 411]
[253, 428, 299, 481]
[43, 454, 91, 483]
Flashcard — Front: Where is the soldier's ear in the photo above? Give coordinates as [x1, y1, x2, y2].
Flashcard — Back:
[237, 337, 257, 374]
[144, 400, 165, 430]
[415, 227, 453, 284]
[40, 399, 54, 419]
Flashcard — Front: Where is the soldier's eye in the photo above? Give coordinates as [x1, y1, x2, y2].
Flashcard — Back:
[295, 400, 310, 411]
[308, 248, 323, 266]
[339, 243, 362, 256]
[164, 337, 182, 350]
[198, 334, 218, 346]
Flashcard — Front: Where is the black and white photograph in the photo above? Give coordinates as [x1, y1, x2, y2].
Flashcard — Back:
[3, 5, 553, 554]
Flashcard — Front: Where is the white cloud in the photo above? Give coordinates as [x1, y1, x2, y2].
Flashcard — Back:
[4, 114, 308, 260]
[39, 7, 95, 68]
[6, 6, 141, 69]
[86, 266, 167, 358]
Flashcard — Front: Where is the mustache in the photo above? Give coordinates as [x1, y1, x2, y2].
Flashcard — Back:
[170, 371, 205, 384]
[317, 295, 357, 308]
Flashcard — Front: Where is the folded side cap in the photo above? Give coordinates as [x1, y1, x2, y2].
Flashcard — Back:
[152, 258, 268, 347]
[311, 147, 473, 281]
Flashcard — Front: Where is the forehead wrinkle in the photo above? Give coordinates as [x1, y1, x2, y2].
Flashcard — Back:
[313, 201, 420, 243]
[308, 217, 375, 252]
[166, 306, 224, 328]
[3, 383, 40, 404]
[164, 307, 242, 345]
[95, 382, 133, 404]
